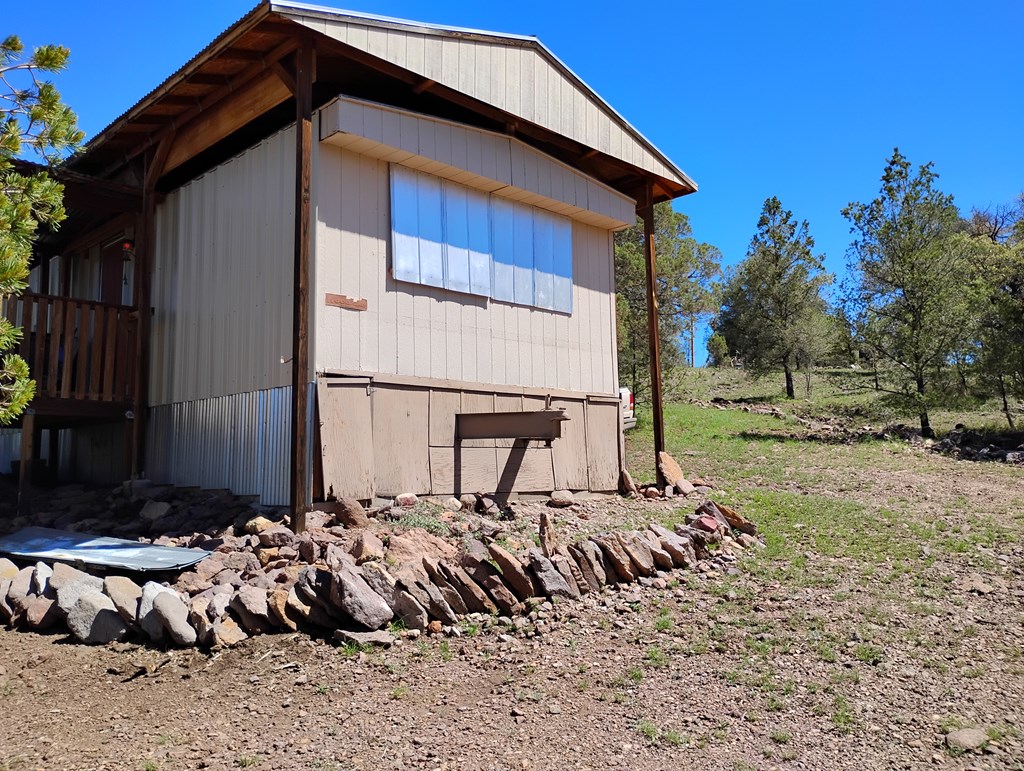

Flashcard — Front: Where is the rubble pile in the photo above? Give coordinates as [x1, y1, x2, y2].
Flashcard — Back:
[0, 478, 763, 649]
[931, 425, 1024, 464]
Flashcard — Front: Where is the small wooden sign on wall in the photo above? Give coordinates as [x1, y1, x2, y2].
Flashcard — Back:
[324, 293, 368, 311]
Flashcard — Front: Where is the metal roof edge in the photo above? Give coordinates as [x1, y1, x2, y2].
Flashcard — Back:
[78, 2, 272, 160]
[271, 0, 697, 194]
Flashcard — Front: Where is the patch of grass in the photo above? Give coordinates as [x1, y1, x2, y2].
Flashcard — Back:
[770, 730, 791, 744]
[388, 508, 449, 537]
[236, 757, 260, 769]
[390, 685, 409, 700]
[141, 762, 158, 771]
[831, 695, 855, 735]
[338, 642, 366, 658]
[654, 609, 674, 632]
[636, 719, 659, 744]
[853, 643, 884, 665]
[628, 667, 644, 684]
[939, 715, 968, 733]
[662, 729, 685, 747]
[986, 723, 1020, 741]
[438, 641, 453, 662]
[306, 761, 341, 771]
[644, 646, 670, 668]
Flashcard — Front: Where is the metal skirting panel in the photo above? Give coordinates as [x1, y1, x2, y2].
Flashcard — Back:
[0, 428, 19, 476]
[0, 427, 87, 483]
[146, 384, 311, 507]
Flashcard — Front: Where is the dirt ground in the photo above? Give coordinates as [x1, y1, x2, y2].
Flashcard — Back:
[2, 405, 1023, 771]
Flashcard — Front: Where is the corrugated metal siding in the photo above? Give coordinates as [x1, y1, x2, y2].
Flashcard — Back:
[315, 144, 618, 394]
[146, 384, 306, 506]
[320, 97, 635, 229]
[0, 428, 93, 484]
[292, 14, 687, 187]
[68, 423, 127, 485]
[150, 126, 296, 407]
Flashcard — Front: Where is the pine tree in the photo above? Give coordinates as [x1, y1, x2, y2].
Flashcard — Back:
[716, 197, 830, 398]
[842, 149, 969, 438]
[614, 203, 721, 396]
[0, 35, 83, 424]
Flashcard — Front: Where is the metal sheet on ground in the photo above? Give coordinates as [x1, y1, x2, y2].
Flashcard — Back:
[0, 527, 208, 572]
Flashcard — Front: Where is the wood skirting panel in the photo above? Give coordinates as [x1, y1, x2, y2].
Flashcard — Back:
[318, 375, 621, 499]
[371, 385, 431, 495]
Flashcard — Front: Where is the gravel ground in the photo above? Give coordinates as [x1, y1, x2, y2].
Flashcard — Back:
[1, 411, 1023, 770]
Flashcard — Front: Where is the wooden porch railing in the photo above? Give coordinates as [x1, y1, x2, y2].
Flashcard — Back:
[2, 292, 138, 404]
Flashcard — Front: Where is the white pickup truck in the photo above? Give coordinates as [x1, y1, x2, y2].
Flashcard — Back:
[619, 386, 637, 431]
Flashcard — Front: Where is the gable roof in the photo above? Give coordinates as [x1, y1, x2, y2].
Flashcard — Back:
[70, 1, 695, 204]
[274, 1, 696, 196]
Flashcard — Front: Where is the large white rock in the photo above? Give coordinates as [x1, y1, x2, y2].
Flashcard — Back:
[153, 592, 197, 646]
[66, 590, 128, 644]
[138, 581, 177, 641]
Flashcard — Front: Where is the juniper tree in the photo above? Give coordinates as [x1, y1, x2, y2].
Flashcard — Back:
[0, 35, 82, 423]
[716, 196, 830, 398]
[842, 149, 969, 438]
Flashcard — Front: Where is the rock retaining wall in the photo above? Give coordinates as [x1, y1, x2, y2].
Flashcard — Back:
[0, 493, 762, 649]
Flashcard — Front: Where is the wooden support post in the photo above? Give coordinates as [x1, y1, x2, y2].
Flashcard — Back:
[640, 184, 666, 486]
[18, 411, 35, 514]
[129, 139, 169, 480]
[290, 41, 314, 534]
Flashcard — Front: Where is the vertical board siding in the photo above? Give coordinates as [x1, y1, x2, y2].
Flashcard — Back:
[146, 384, 296, 506]
[315, 144, 617, 395]
[320, 97, 635, 228]
[299, 18, 688, 189]
[150, 127, 295, 407]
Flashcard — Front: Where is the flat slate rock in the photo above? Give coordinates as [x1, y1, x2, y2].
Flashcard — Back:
[487, 543, 535, 600]
[334, 628, 396, 648]
[657, 451, 687, 488]
[331, 560, 393, 630]
[591, 535, 637, 583]
[526, 549, 576, 600]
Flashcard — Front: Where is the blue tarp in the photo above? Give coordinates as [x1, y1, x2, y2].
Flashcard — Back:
[0, 526, 209, 572]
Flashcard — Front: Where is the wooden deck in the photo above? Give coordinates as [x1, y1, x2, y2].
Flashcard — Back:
[2, 291, 138, 415]
[3, 291, 139, 509]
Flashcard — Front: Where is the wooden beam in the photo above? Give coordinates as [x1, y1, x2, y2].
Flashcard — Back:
[271, 58, 297, 95]
[219, 48, 264, 61]
[130, 140, 164, 479]
[187, 72, 229, 86]
[162, 69, 292, 173]
[640, 184, 666, 486]
[412, 77, 435, 94]
[290, 40, 314, 534]
[145, 136, 173, 190]
[159, 95, 201, 108]
[107, 36, 298, 175]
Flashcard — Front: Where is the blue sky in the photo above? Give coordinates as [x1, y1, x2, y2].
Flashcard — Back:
[9, 1, 1024, 360]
